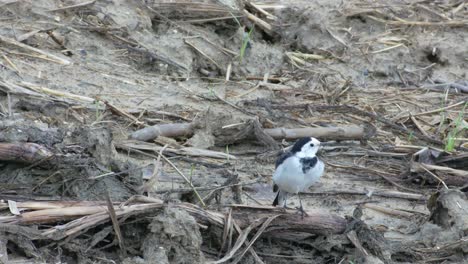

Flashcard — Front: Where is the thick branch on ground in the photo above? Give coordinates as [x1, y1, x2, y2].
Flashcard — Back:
[129, 122, 373, 142]
[264, 125, 374, 141]
[129, 123, 194, 141]
[271, 104, 446, 146]
[0, 199, 347, 240]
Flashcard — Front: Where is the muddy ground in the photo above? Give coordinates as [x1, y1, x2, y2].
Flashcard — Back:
[0, 0, 467, 263]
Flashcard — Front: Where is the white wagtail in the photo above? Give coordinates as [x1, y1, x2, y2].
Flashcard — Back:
[272, 137, 324, 216]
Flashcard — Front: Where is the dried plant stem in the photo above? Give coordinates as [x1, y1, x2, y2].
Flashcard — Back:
[160, 154, 207, 207]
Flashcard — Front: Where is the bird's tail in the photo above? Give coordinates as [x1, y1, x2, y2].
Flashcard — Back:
[272, 190, 288, 207]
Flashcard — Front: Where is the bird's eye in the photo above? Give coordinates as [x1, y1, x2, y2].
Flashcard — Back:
[310, 143, 314, 147]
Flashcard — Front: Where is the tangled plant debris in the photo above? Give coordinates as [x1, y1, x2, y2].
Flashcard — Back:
[0, 0, 467, 263]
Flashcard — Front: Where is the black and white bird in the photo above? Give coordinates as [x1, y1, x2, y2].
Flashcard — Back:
[272, 137, 325, 216]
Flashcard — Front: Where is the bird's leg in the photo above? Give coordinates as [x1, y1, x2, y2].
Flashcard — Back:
[281, 193, 294, 210]
[295, 193, 309, 218]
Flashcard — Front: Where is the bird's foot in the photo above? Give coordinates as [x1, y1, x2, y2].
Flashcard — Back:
[295, 206, 309, 218]
[278, 205, 295, 213]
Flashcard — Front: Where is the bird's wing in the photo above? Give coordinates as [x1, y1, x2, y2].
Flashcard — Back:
[275, 151, 293, 169]
[273, 152, 292, 191]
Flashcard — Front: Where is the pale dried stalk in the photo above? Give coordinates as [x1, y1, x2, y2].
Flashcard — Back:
[0, 35, 71, 65]
[20, 81, 96, 103]
[243, 9, 273, 34]
[47, 0, 95, 12]
[116, 140, 237, 160]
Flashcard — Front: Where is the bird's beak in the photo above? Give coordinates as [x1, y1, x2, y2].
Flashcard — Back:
[316, 144, 323, 155]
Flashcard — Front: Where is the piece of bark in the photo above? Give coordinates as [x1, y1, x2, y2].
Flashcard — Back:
[0, 142, 53, 163]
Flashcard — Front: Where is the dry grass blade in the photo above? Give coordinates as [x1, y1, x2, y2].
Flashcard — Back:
[1, 53, 19, 73]
[100, 99, 144, 126]
[247, 2, 278, 20]
[418, 164, 449, 189]
[370, 43, 405, 54]
[367, 15, 468, 26]
[20, 81, 96, 103]
[140, 144, 168, 193]
[105, 192, 126, 256]
[0, 79, 44, 97]
[347, 230, 369, 256]
[185, 40, 221, 69]
[243, 9, 273, 35]
[232, 221, 264, 263]
[116, 140, 237, 160]
[286, 51, 326, 67]
[412, 100, 467, 117]
[231, 215, 280, 264]
[410, 115, 430, 138]
[47, 0, 95, 12]
[208, 217, 265, 264]
[219, 208, 233, 257]
[362, 203, 414, 218]
[151, 2, 242, 23]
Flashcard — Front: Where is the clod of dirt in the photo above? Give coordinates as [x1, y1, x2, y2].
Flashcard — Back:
[141, 207, 204, 264]
[189, 108, 279, 149]
[130, 29, 193, 74]
[428, 189, 468, 233]
[0, 118, 62, 146]
[416, 222, 455, 247]
[95, 0, 152, 31]
[186, 130, 215, 149]
[189, 108, 241, 148]
[277, 2, 346, 54]
[72, 127, 116, 166]
[229, 29, 285, 77]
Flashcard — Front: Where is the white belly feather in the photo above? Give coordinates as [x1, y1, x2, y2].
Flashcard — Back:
[273, 156, 324, 194]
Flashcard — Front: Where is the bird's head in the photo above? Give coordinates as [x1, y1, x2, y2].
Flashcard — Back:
[291, 137, 321, 157]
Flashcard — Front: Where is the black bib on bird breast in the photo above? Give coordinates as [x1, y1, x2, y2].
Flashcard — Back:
[300, 157, 318, 173]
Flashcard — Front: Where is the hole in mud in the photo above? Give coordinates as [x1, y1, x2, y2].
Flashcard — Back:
[392, 251, 414, 262]
[348, 15, 367, 23]
[425, 47, 446, 65]
[180, 192, 197, 203]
